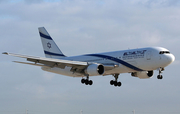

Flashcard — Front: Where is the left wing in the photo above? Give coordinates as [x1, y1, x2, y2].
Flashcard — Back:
[3, 52, 117, 71]
[3, 52, 88, 69]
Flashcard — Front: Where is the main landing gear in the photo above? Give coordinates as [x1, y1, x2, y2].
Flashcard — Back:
[81, 76, 93, 85]
[110, 74, 122, 87]
[157, 67, 164, 79]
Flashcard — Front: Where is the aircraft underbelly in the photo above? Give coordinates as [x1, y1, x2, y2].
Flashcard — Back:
[41, 58, 162, 77]
[41, 63, 141, 77]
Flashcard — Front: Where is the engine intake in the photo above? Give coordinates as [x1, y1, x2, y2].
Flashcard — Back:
[131, 71, 154, 79]
[85, 64, 104, 76]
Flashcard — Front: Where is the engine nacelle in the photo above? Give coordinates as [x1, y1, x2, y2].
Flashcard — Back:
[131, 71, 154, 79]
[85, 64, 104, 76]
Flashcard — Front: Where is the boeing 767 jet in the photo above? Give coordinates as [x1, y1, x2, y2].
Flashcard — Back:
[3, 27, 175, 87]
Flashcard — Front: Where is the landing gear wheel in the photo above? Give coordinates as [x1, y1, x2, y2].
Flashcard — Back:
[85, 79, 89, 85]
[81, 79, 85, 84]
[160, 76, 163, 79]
[157, 75, 163, 79]
[81, 77, 93, 86]
[114, 81, 118, 86]
[89, 80, 93, 85]
[110, 80, 122, 87]
[117, 82, 122, 87]
[110, 80, 114, 85]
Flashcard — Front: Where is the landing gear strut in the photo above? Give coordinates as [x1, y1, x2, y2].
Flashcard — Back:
[110, 74, 122, 87]
[81, 75, 93, 85]
[157, 67, 164, 79]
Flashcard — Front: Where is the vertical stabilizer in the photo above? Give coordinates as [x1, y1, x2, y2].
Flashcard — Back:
[38, 27, 66, 59]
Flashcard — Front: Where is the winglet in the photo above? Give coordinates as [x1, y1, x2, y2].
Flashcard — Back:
[2, 52, 8, 55]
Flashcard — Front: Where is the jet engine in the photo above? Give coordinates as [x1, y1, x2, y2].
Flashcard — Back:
[85, 64, 104, 76]
[131, 71, 154, 79]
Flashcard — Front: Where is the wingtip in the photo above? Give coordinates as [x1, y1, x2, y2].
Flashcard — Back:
[2, 52, 8, 55]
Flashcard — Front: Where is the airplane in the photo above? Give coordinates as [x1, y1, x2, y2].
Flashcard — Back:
[3, 27, 175, 87]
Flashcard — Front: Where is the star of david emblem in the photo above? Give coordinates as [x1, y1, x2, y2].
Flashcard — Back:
[47, 42, 51, 49]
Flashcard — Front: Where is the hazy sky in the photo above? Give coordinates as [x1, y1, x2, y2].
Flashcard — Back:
[0, 0, 180, 114]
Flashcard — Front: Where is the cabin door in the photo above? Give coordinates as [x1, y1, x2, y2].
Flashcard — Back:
[146, 51, 152, 60]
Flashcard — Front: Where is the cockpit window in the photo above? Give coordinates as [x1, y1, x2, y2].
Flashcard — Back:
[159, 51, 170, 54]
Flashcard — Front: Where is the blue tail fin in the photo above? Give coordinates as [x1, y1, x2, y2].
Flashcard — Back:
[38, 27, 66, 59]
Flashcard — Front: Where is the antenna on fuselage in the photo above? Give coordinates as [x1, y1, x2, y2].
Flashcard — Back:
[132, 110, 135, 114]
[80, 110, 83, 114]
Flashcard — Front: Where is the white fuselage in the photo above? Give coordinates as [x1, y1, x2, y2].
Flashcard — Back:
[41, 47, 175, 77]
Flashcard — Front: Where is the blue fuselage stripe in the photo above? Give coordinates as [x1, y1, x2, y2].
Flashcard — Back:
[85, 54, 143, 71]
[44, 51, 66, 57]
[39, 32, 52, 40]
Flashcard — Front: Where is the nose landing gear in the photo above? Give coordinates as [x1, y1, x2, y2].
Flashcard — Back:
[110, 74, 122, 87]
[157, 68, 164, 79]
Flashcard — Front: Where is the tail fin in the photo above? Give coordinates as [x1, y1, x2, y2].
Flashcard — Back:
[38, 27, 66, 59]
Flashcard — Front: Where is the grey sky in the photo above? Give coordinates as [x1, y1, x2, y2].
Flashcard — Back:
[0, 0, 180, 114]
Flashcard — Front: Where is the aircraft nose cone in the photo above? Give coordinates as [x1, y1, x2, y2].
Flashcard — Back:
[167, 54, 175, 64]
[171, 54, 175, 62]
